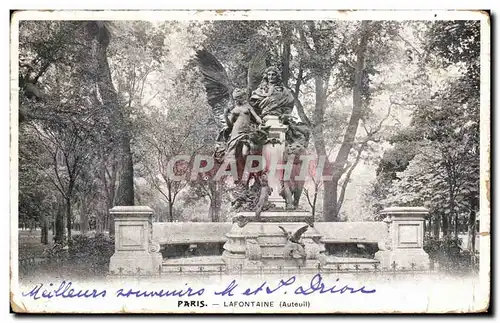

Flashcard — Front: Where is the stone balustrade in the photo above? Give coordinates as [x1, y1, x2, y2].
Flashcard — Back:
[109, 206, 431, 274]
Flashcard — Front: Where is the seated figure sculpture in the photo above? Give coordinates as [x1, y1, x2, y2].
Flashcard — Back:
[196, 49, 310, 215]
[249, 66, 295, 117]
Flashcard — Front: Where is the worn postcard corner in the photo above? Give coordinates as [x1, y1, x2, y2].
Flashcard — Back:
[10, 9, 490, 314]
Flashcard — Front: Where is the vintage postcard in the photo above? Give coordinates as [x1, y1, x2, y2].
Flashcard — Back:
[10, 10, 490, 314]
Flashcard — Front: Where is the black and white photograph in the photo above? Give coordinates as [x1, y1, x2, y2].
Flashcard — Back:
[10, 10, 490, 313]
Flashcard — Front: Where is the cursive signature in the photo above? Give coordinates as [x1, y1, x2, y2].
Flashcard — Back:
[22, 274, 375, 300]
[214, 274, 376, 296]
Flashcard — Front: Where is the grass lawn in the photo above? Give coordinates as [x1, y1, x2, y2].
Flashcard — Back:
[18, 229, 50, 259]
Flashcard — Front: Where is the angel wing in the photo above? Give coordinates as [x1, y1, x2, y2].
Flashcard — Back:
[247, 49, 268, 95]
[278, 225, 289, 237]
[196, 49, 233, 129]
[290, 225, 309, 243]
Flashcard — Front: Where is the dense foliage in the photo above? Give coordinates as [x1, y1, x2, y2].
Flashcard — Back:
[42, 233, 115, 274]
[369, 21, 480, 251]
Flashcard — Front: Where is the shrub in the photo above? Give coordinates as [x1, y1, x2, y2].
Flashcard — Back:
[42, 233, 115, 274]
[42, 242, 68, 262]
[424, 234, 477, 273]
[68, 233, 115, 273]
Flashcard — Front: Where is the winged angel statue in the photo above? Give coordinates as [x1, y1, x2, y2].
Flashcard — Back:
[196, 49, 310, 214]
[279, 225, 309, 266]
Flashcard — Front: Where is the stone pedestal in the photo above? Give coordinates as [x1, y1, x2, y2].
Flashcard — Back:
[375, 207, 430, 270]
[109, 206, 162, 275]
[222, 211, 326, 272]
[261, 115, 288, 208]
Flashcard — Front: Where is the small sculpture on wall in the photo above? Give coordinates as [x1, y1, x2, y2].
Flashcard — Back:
[279, 225, 309, 266]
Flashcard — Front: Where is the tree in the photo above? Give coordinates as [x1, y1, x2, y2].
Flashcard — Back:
[18, 21, 83, 122]
[19, 124, 60, 243]
[18, 21, 131, 240]
[291, 21, 413, 221]
[20, 28, 105, 241]
[83, 21, 168, 232]
[86, 21, 135, 212]
[25, 96, 103, 242]
[135, 65, 214, 222]
[372, 20, 480, 247]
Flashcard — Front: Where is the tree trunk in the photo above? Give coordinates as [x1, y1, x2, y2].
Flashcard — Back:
[453, 213, 459, 238]
[280, 23, 292, 87]
[467, 212, 476, 252]
[51, 219, 55, 237]
[55, 202, 64, 243]
[80, 207, 88, 234]
[442, 214, 449, 238]
[105, 197, 115, 235]
[115, 130, 135, 207]
[208, 202, 215, 222]
[168, 202, 174, 222]
[329, 22, 370, 219]
[318, 21, 370, 222]
[107, 211, 113, 235]
[310, 73, 339, 221]
[93, 21, 135, 220]
[40, 215, 49, 245]
[166, 181, 174, 222]
[467, 197, 478, 252]
[66, 198, 72, 241]
[323, 179, 339, 222]
[433, 214, 440, 238]
[105, 212, 110, 232]
[96, 210, 103, 233]
[208, 181, 221, 222]
[209, 197, 219, 222]
[311, 189, 317, 220]
[332, 21, 369, 176]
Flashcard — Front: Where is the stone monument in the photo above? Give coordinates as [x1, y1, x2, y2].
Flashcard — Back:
[107, 52, 433, 277]
[196, 50, 325, 271]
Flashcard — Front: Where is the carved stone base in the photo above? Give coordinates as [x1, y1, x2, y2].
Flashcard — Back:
[108, 206, 163, 276]
[110, 251, 162, 275]
[375, 249, 430, 270]
[374, 207, 431, 271]
[222, 211, 326, 272]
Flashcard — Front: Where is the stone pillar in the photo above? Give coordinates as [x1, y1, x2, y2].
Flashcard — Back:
[261, 115, 288, 208]
[109, 206, 162, 275]
[375, 207, 430, 270]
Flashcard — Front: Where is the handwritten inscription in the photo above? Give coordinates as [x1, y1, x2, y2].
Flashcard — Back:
[116, 284, 205, 298]
[22, 274, 375, 300]
[215, 274, 376, 296]
[22, 281, 106, 300]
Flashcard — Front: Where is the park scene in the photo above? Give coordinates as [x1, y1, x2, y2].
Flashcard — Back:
[16, 17, 482, 283]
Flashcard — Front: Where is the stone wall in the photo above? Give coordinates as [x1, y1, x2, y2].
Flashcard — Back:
[152, 221, 388, 245]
